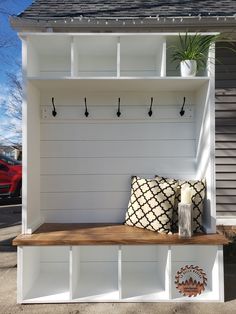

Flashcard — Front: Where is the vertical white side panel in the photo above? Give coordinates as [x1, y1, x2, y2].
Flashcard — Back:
[118, 245, 122, 300]
[70, 246, 80, 300]
[27, 40, 39, 77]
[195, 43, 216, 233]
[17, 247, 23, 303]
[69, 246, 73, 300]
[21, 36, 28, 234]
[208, 43, 216, 233]
[25, 81, 42, 233]
[195, 81, 216, 233]
[71, 36, 78, 77]
[161, 39, 166, 77]
[217, 245, 224, 302]
[117, 37, 120, 78]
[166, 245, 172, 300]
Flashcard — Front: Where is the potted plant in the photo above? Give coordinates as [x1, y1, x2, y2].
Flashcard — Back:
[171, 33, 219, 77]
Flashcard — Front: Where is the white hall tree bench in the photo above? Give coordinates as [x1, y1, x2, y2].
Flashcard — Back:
[13, 32, 228, 303]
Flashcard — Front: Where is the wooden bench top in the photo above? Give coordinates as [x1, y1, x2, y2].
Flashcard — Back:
[12, 223, 229, 246]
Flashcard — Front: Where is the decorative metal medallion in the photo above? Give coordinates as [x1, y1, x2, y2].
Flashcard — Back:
[175, 265, 207, 297]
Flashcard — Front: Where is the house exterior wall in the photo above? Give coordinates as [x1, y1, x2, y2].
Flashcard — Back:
[215, 42, 236, 224]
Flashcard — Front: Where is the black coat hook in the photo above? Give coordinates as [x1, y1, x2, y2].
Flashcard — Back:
[180, 97, 186, 116]
[84, 97, 89, 117]
[148, 97, 154, 117]
[117, 97, 121, 117]
[52, 97, 57, 117]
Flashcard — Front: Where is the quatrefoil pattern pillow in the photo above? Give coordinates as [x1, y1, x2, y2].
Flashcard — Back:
[125, 176, 177, 234]
[155, 176, 206, 233]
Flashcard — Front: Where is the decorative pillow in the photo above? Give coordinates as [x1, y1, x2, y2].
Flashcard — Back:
[155, 176, 206, 233]
[124, 176, 177, 234]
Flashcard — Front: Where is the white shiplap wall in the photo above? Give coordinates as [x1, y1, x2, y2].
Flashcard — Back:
[40, 92, 196, 223]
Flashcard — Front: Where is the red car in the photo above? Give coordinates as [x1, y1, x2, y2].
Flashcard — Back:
[0, 154, 22, 197]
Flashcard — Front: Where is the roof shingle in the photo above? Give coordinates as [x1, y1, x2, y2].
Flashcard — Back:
[18, 0, 236, 20]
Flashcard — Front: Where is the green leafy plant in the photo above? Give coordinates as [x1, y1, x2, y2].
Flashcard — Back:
[171, 33, 219, 72]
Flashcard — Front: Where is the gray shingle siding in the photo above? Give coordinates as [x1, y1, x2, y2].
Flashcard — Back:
[215, 42, 236, 218]
[18, 0, 236, 20]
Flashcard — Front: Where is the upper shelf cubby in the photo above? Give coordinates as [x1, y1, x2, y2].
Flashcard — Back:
[25, 34, 213, 79]
[27, 35, 71, 78]
[120, 36, 166, 77]
[73, 36, 117, 77]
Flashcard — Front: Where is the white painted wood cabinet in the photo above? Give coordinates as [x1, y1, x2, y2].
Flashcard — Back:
[16, 33, 224, 302]
[18, 245, 223, 302]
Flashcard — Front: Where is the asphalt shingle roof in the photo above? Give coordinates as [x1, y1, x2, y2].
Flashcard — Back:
[18, 0, 236, 20]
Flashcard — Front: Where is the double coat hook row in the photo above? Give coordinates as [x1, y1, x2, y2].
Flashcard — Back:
[50, 97, 187, 118]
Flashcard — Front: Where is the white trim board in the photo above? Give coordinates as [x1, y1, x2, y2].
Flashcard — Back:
[19, 32, 220, 37]
[217, 217, 236, 226]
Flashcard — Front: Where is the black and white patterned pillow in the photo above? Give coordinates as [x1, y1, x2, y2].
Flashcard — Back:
[155, 176, 206, 233]
[124, 176, 177, 234]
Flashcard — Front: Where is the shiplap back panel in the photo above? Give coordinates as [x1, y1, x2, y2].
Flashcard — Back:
[215, 42, 236, 218]
[40, 92, 196, 223]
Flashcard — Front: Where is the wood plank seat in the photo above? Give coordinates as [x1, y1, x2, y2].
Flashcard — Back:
[13, 223, 229, 246]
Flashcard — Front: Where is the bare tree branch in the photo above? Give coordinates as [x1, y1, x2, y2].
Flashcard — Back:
[0, 1, 25, 146]
[0, 0, 19, 66]
[0, 64, 22, 145]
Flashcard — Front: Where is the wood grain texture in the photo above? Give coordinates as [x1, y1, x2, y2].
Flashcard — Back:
[12, 223, 229, 246]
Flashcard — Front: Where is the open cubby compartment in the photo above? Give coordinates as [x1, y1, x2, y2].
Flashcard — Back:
[120, 36, 166, 77]
[71, 245, 119, 301]
[166, 35, 210, 77]
[171, 245, 223, 301]
[121, 245, 169, 300]
[26, 35, 71, 78]
[19, 246, 70, 303]
[73, 36, 118, 77]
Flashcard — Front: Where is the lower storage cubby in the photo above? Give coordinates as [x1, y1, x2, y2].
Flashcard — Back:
[18, 244, 223, 302]
[72, 246, 119, 301]
[171, 245, 222, 301]
[20, 246, 70, 303]
[121, 245, 169, 300]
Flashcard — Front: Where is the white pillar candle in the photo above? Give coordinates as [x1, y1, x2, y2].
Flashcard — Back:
[181, 186, 193, 204]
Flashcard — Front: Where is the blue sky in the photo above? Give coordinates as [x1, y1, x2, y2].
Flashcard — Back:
[0, 0, 32, 83]
[0, 0, 32, 145]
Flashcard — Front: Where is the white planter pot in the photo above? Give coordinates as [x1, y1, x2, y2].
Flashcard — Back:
[180, 60, 197, 77]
